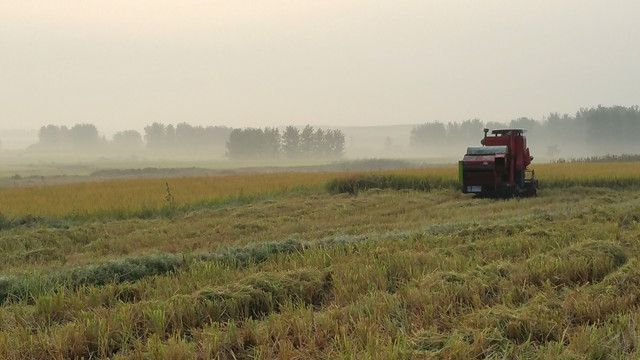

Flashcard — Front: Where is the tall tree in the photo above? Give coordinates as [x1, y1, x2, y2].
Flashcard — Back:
[38, 125, 68, 147]
[112, 130, 143, 151]
[312, 128, 327, 157]
[282, 126, 301, 159]
[325, 129, 345, 159]
[68, 124, 100, 149]
[144, 122, 166, 150]
[226, 128, 266, 159]
[263, 127, 281, 158]
[446, 119, 484, 146]
[165, 124, 176, 149]
[509, 117, 538, 132]
[299, 125, 315, 156]
[174, 122, 196, 148]
[410, 122, 446, 150]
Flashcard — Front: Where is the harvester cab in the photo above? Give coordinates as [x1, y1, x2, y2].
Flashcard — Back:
[459, 128, 538, 197]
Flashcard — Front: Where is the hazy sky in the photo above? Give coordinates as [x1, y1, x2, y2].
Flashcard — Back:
[2, 1, 639, 134]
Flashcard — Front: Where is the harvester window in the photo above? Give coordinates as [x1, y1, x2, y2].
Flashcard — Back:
[466, 146, 509, 155]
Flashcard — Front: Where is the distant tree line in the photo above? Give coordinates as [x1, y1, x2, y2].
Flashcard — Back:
[30, 122, 345, 159]
[226, 125, 345, 160]
[578, 106, 640, 154]
[410, 105, 640, 157]
[410, 119, 484, 153]
[35, 124, 109, 151]
[30, 123, 232, 154]
[143, 123, 232, 154]
[27, 104, 639, 159]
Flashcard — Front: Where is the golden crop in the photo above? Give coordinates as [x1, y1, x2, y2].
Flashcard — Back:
[1, 162, 639, 218]
[0, 172, 332, 218]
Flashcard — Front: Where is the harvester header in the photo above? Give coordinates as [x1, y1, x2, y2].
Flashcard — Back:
[459, 128, 537, 197]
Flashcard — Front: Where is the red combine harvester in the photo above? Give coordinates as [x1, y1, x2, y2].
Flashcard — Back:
[459, 128, 538, 197]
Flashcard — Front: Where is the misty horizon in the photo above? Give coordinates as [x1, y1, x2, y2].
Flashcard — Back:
[2, 105, 639, 162]
[2, 1, 639, 135]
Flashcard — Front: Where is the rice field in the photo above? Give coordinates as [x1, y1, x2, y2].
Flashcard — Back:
[1, 162, 640, 359]
[2, 162, 640, 219]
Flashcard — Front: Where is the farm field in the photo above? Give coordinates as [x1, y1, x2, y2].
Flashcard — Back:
[0, 162, 640, 359]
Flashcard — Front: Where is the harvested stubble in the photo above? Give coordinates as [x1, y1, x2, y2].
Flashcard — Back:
[0, 239, 306, 304]
[199, 269, 333, 321]
[522, 241, 627, 286]
[0, 269, 333, 360]
[1, 167, 640, 358]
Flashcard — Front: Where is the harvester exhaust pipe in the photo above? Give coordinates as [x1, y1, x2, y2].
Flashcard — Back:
[481, 128, 489, 145]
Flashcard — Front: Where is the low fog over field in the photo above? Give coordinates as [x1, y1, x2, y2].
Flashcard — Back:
[1, 105, 639, 164]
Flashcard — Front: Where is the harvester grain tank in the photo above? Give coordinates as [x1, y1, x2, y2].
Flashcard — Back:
[459, 128, 538, 197]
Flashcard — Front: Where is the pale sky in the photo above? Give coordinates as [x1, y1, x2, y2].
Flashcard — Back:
[1, 0, 639, 134]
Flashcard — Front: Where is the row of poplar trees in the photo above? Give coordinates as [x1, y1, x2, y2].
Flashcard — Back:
[226, 125, 345, 160]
